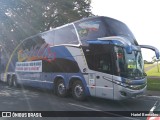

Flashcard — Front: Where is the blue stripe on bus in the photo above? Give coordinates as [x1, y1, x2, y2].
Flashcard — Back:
[51, 46, 75, 61]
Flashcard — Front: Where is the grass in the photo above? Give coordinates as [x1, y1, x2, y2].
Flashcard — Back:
[147, 78, 160, 91]
[146, 63, 160, 76]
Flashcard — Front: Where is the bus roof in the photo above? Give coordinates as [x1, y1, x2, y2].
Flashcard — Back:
[73, 16, 123, 24]
[21, 16, 127, 43]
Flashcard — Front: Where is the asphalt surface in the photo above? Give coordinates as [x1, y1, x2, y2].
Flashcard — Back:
[147, 90, 160, 96]
[147, 76, 160, 79]
[0, 82, 160, 120]
[144, 64, 157, 72]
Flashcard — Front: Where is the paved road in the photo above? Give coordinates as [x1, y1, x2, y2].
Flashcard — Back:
[144, 64, 157, 72]
[0, 82, 160, 120]
[147, 76, 160, 79]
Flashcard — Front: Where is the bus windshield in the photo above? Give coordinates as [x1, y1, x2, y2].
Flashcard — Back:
[104, 18, 138, 45]
[115, 46, 144, 79]
[75, 17, 138, 45]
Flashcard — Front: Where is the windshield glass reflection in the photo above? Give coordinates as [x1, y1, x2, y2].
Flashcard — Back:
[115, 46, 144, 79]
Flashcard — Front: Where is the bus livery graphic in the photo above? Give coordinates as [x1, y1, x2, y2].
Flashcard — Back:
[18, 43, 56, 62]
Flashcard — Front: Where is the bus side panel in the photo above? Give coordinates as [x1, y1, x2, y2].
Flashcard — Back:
[65, 46, 90, 96]
[16, 72, 41, 87]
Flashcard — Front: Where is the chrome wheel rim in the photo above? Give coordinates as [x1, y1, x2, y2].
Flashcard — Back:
[58, 83, 65, 95]
[74, 85, 83, 97]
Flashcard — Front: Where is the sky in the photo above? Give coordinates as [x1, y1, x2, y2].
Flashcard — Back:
[91, 0, 160, 61]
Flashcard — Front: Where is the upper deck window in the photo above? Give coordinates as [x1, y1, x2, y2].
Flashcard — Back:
[104, 18, 138, 45]
[54, 24, 79, 45]
[75, 19, 106, 41]
[75, 17, 138, 45]
[41, 30, 54, 46]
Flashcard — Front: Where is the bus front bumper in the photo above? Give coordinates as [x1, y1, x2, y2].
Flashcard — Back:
[113, 84, 147, 100]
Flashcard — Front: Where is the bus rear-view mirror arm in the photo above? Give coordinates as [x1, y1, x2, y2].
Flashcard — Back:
[139, 45, 160, 59]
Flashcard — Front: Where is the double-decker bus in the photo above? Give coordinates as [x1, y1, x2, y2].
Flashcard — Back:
[0, 16, 159, 100]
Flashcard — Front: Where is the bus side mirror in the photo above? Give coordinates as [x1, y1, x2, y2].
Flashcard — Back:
[140, 45, 160, 59]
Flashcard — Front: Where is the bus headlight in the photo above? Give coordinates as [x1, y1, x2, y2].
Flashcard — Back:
[127, 84, 146, 90]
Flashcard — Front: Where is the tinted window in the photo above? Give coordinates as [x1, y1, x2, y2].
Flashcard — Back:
[42, 58, 79, 73]
[85, 44, 112, 74]
[17, 36, 46, 62]
[54, 25, 79, 45]
[41, 30, 54, 45]
[21, 36, 45, 51]
[86, 54, 112, 74]
[95, 54, 111, 73]
[75, 17, 138, 45]
[75, 19, 106, 41]
[104, 18, 138, 45]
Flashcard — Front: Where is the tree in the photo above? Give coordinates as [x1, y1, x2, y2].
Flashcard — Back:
[152, 56, 156, 63]
[0, 0, 93, 52]
[152, 56, 160, 72]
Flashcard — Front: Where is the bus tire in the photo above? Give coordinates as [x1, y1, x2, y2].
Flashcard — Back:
[7, 75, 13, 87]
[55, 79, 68, 97]
[72, 80, 86, 101]
[12, 76, 19, 88]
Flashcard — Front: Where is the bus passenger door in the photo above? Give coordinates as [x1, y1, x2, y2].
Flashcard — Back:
[95, 72, 113, 99]
[94, 52, 114, 99]
[83, 44, 114, 99]
[76, 55, 96, 97]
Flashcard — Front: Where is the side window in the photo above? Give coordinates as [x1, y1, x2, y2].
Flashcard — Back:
[84, 44, 114, 74]
[54, 25, 79, 45]
[86, 53, 111, 74]
[75, 19, 106, 41]
[41, 30, 54, 45]
[21, 36, 45, 50]
[17, 36, 45, 62]
[94, 53, 111, 74]
[17, 39, 36, 62]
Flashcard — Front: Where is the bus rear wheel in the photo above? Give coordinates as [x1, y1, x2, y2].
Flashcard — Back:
[7, 75, 13, 87]
[72, 81, 86, 101]
[56, 79, 68, 97]
[12, 76, 19, 87]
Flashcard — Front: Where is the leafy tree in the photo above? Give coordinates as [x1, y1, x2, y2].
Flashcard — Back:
[152, 56, 157, 63]
[45, 0, 93, 29]
[0, 0, 93, 52]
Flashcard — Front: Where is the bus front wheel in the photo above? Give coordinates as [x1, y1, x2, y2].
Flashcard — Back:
[56, 79, 68, 97]
[72, 81, 86, 101]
